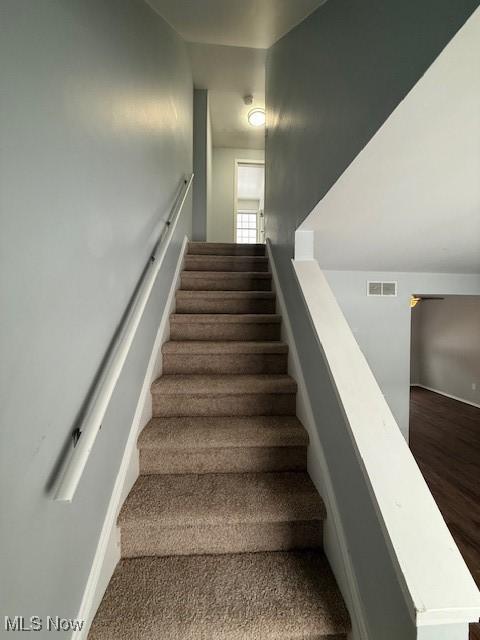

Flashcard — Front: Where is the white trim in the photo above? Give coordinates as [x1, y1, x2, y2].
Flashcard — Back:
[73, 236, 189, 640]
[292, 257, 480, 628]
[411, 384, 480, 409]
[294, 229, 315, 261]
[266, 240, 369, 640]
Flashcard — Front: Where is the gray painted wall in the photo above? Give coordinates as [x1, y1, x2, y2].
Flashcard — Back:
[411, 296, 480, 405]
[265, 0, 479, 636]
[207, 106, 212, 243]
[192, 89, 212, 241]
[0, 0, 192, 631]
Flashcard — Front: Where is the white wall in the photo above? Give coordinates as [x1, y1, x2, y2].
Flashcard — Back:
[209, 147, 264, 242]
[411, 296, 480, 406]
[300, 8, 480, 274]
[324, 271, 480, 438]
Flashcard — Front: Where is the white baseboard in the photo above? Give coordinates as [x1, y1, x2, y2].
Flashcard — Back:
[411, 384, 480, 409]
[265, 240, 369, 640]
[73, 235, 189, 640]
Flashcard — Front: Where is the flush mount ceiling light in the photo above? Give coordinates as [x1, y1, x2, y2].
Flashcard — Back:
[248, 108, 265, 127]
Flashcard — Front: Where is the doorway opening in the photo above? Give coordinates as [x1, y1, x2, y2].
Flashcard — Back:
[409, 294, 480, 639]
[234, 160, 265, 244]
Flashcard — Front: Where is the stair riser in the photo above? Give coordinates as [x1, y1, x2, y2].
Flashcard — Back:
[170, 323, 281, 341]
[121, 521, 323, 558]
[175, 297, 276, 314]
[152, 393, 296, 417]
[188, 243, 265, 256]
[163, 353, 288, 374]
[140, 446, 307, 475]
[181, 273, 272, 291]
[185, 256, 269, 272]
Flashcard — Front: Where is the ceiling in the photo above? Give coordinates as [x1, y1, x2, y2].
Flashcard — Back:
[209, 90, 265, 149]
[146, 0, 327, 49]
[147, 0, 327, 149]
[188, 43, 265, 94]
[188, 43, 266, 149]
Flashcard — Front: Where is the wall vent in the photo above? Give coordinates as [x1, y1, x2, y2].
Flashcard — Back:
[367, 281, 398, 297]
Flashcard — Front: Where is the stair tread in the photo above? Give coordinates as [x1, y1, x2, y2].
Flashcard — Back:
[139, 416, 308, 450]
[190, 242, 265, 247]
[170, 313, 281, 323]
[188, 241, 266, 255]
[162, 340, 288, 354]
[182, 270, 272, 278]
[152, 374, 297, 395]
[119, 472, 326, 526]
[176, 289, 275, 299]
[89, 551, 350, 640]
[186, 255, 268, 263]
[185, 255, 269, 273]
[180, 271, 273, 291]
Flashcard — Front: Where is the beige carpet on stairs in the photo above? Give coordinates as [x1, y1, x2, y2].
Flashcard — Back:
[88, 241, 350, 640]
[138, 415, 308, 474]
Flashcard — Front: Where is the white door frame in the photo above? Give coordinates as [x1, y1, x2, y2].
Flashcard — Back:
[233, 158, 265, 243]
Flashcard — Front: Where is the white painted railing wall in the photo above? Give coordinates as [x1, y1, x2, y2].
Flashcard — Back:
[292, 253, 480, 636]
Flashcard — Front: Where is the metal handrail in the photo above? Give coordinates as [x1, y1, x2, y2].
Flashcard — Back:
[54, 174, 194, 502]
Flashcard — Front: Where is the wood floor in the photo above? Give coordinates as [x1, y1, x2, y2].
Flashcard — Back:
[409, 387, 480, 640]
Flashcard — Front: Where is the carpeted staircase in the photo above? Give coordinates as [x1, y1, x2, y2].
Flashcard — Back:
[89, 242, 350, 640]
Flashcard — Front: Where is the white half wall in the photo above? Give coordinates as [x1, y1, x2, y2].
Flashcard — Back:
[209, 147, 264, 243]
[299, 8, 480, 274]
[293, 259, 480, 634]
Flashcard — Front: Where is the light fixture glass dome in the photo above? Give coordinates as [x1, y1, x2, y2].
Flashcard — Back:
[248, 108, 265, 127]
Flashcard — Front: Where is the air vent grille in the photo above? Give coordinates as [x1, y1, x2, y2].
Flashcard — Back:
[367, 281, 398, 297]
